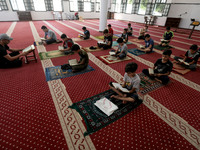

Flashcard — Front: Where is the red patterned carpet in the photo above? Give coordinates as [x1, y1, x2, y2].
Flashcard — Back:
[0, 20, 199, 149]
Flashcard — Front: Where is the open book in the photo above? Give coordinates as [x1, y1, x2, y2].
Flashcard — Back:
[94, 97, 118, 116]
[68, 59, 78, 66]
[98, 41, 106, 44]
[160, 39, 168, 42]
[148, 68, 154, 74]
[41, 37, 46, 41]
[178, 59, 189, 65]
[112, 83, 129, 93]
[140, 45, 145, 49]
[109, 51, 116, 56]
[22, 45, 35, 53]
[58, 46, 64, 50]
[78, 34, 83, 37]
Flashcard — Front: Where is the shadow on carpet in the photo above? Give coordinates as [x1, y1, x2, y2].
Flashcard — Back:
[69, 89, 143, 136]
[154, 45, 173, 50]
[39, 50, 73, 60]
[45, 65, 94, 81]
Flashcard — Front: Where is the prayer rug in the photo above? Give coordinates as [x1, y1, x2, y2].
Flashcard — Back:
[83, 47, 103, 52]
[172, 61, 191, 75]
[39, 50, 73, 60]
[154, 45, 173, 50]
[95, 36, 118, 40]
[130, 39, 144, 43]
[128, 48, 146, 56]
[45, 65, 95, 81]
[113, 34, 121, 37]
[112, 41, 132, 47]
[138, 73, 166, 95]
[72, 38, 92, 42]
[69, 89, 143, 136]
[97, 55, 132, 65]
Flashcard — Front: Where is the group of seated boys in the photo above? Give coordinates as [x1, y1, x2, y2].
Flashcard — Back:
[0, 22, 199, 105]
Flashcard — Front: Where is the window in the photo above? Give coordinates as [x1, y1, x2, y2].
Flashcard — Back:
[24, 0, 34, 11]
[53, 0, 62, 11]
[120, 0, 127, 13]
[162, 4, 170, 16]
[115, 0, 121, 13]
[96, 2, 100, 12]
[110, 0, 116, 12]
[138, 0, 148, 15]
[69, 0, 78, 11]
[84, 1, 91, 11]
[33, 0, 46, 11]
[153, 0, 167, 16]
[126, 0, 133, 13]
[0, 0, 8, 10]
[132, 0, 140, 14]
[10, 0, 26, 11]
[78, 0, 84, 12]
[45, 0, 53, 11]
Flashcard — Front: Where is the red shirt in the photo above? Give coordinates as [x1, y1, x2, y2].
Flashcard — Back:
[108, 28, 113, 36]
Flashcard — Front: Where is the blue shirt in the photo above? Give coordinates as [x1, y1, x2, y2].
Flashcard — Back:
[145, 38, 154, 52]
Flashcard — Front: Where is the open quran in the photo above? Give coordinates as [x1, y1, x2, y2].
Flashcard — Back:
[22, 45, 35, 53]
[68, 59, 78, 66]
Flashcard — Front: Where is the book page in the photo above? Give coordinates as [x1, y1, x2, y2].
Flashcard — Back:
[22, 45, 35, 53]
[58, 46, 64, 50]
[112, 82, 129, 93]
[148, 68, 154, 74]
[109, 51, 116, 56]
[68, 59, 78, 66]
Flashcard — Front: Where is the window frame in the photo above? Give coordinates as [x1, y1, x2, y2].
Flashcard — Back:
[0, 0, 8, 11]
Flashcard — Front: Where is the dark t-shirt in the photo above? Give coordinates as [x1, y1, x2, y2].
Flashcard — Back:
[104, 35, 113, 48]
[164, 31, 174, 40]
[154, 58, 173, 74]
[121, 33, 128, 41]
[84, 30, 90, 39]
[145, 38, 154, 52]
[63, 38, 74, 49]
[78, 50, 89, 65]
[0, 44, 9, 63]
[185, 50, 200, 64]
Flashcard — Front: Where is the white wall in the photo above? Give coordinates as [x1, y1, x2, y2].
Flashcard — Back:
[168, 4, 200, 30]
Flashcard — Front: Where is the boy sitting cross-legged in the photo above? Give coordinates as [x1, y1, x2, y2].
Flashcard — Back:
[142, 49, 173, 85]
[109, 62, 141, 104]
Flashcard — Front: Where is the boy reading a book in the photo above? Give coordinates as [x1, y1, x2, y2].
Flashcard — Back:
[137, 34, 154, 53]
[108, 24, 113, 37]
[127, 23, 133, 36]
[97, 29, 113, 50]
[111, 38, 128, 59]
[61, 44, 89, 72]
[121, 28, 128, 43]
[60, 34, 74, 55]
[109, 62, 140, 104]
[79, 27, 90, 40]
[41, 26, 58, 45]
[174, 44, 199, 70]
[159, 26, 174, 47]
[142, 49, 173, 85]
[0, 34, 31, 68]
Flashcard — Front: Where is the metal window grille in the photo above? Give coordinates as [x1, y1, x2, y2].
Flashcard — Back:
[24, 0, 34, 11]
[145, 3, 154, 15]
[162, 3, 170, 16]
[78, 1, 84, 12]
[44, 0, 53, 11]
[0, 0, 8, 10]
[91, 2, 94, 12]
[132, 3, 139, 14]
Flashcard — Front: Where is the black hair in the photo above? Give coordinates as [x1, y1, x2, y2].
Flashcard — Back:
[117, 38, 123, 43]
[128, 23, 131, 26]
[125, 62, 138, 73]
[108, 24, 111, 27]
[61, 34, 67, 39]
[166, 26, 170, 30]
[71, 44, 80, 51]
[41, 26, 47, 29]
[124, 28, 128, 32]
[103, 29, 109, 34]
[190, 44, 198, 51]
[144, 34, 150, 38]
[82, 27, 86, 30]
[163, 49, 172, 56]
